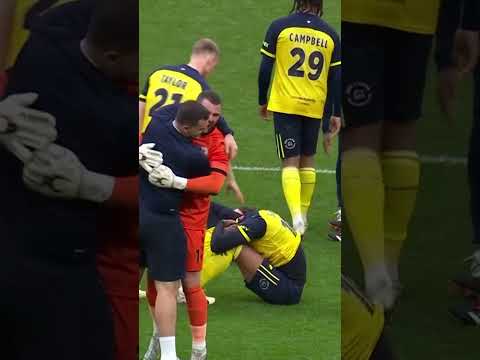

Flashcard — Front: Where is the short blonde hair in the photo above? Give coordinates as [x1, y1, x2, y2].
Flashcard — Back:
[191, 38, 220, 57]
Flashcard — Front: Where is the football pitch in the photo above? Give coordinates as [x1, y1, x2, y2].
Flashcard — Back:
[139, 1, 341, 359]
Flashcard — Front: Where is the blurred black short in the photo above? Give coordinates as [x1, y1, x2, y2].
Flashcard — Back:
[0, 256, 114, 359]
[342, 22, 433, 128]
[140, 209, 186, 282]
[370, 330, 395, 360]
[273, 112, 321, 159]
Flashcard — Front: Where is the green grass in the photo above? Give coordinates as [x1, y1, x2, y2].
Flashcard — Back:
[140, 1, 341, 359]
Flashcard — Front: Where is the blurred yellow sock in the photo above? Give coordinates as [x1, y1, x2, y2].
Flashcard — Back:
[382, 151, 420, 282]
[342, 149, 385, 270]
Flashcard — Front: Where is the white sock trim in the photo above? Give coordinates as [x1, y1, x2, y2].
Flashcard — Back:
[159, 336, 176, 357]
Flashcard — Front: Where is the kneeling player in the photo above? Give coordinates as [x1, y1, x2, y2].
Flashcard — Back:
[209, 204, 306, 305]
[143, 203, 304, 359]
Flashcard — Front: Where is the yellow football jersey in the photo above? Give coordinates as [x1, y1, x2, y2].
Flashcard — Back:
[201, 227, 241, 287]
[342, 0, 441, 35]
[139, 64, 209, 132]
[7, 0, 69, 68]
[261, 12, 341, 119]
[239, 210, 301, 267]
[342, 275, 385, 360]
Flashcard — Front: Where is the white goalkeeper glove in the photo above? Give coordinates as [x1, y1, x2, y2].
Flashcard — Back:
[22, 143, 114, 203]
[139, 143, 163, 172]
[148, 164, 187, 190]
[0, 93, 57, 162]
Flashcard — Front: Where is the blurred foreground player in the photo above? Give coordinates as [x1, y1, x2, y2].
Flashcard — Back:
[0, 1, 138, 359]
[342, 274, 395, 360]
[341, 0, 441, 309]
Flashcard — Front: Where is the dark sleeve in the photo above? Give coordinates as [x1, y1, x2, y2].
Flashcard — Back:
[211, 213, 267, 254]
[435, 0, 461, 70]
[322, 104, 330, 133]
[260, 20, 280, 59]
[216, 116, 234, 136]
[327, 30, 341, 118]
[149, 104, 179, 124]
[462, 0, 480, 30]
[186, 149, 211, 178]
[327, 65, 341, 118]
[208, 202, 242, 228]
[330, 30, 341, 67]
[211, 222, 249, 254]
[258, 55, 275, 105]
[199, 76, 210, 91]
[28, 0, 93, 36]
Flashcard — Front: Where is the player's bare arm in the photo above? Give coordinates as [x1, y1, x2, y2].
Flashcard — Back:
[139, 100, 146, 133]
[225, 167, 245, 204]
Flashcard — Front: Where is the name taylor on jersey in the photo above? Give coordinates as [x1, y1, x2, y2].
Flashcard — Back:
[160, 74, 188, 90]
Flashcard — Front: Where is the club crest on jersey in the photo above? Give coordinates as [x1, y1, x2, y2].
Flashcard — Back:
[345, 82, 373, 107]
[259, 278, 270, 290]
[239, 225, 249, 232]
[284, 138, 296, 150]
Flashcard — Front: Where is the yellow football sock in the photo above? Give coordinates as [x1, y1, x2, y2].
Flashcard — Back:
[382, 151, 420, 281]
[299, 167, 316, 220]
[342, 149, 385, 270]
[282, 167, 302, 221]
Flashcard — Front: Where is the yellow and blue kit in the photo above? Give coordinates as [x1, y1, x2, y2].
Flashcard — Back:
[259, 11, 341, 120]
[211, 209, 306, 305]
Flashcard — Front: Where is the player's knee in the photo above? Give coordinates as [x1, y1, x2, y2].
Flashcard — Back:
[155, 281, 179, 295]
[341, 123, 382, 152]
[299, 155, 315, 168]
[282, 156, 300, 168]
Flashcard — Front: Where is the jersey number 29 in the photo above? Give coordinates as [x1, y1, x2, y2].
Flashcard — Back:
[288, 47, 323, 81]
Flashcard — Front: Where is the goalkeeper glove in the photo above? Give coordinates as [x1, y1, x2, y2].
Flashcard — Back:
[148, 164, 187, 190]
[0, 93, 57, 162]
[23, 143, 114, 203]
[139, 143, 163, 172]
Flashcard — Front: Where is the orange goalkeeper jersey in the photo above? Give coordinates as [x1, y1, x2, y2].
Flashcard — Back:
[180, 127, 229, 230]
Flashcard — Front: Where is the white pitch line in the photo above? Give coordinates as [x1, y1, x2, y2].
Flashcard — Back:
[232, 155, 467, 174]
[420, 155, 467, 166]
[232, 166, 335, 174]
